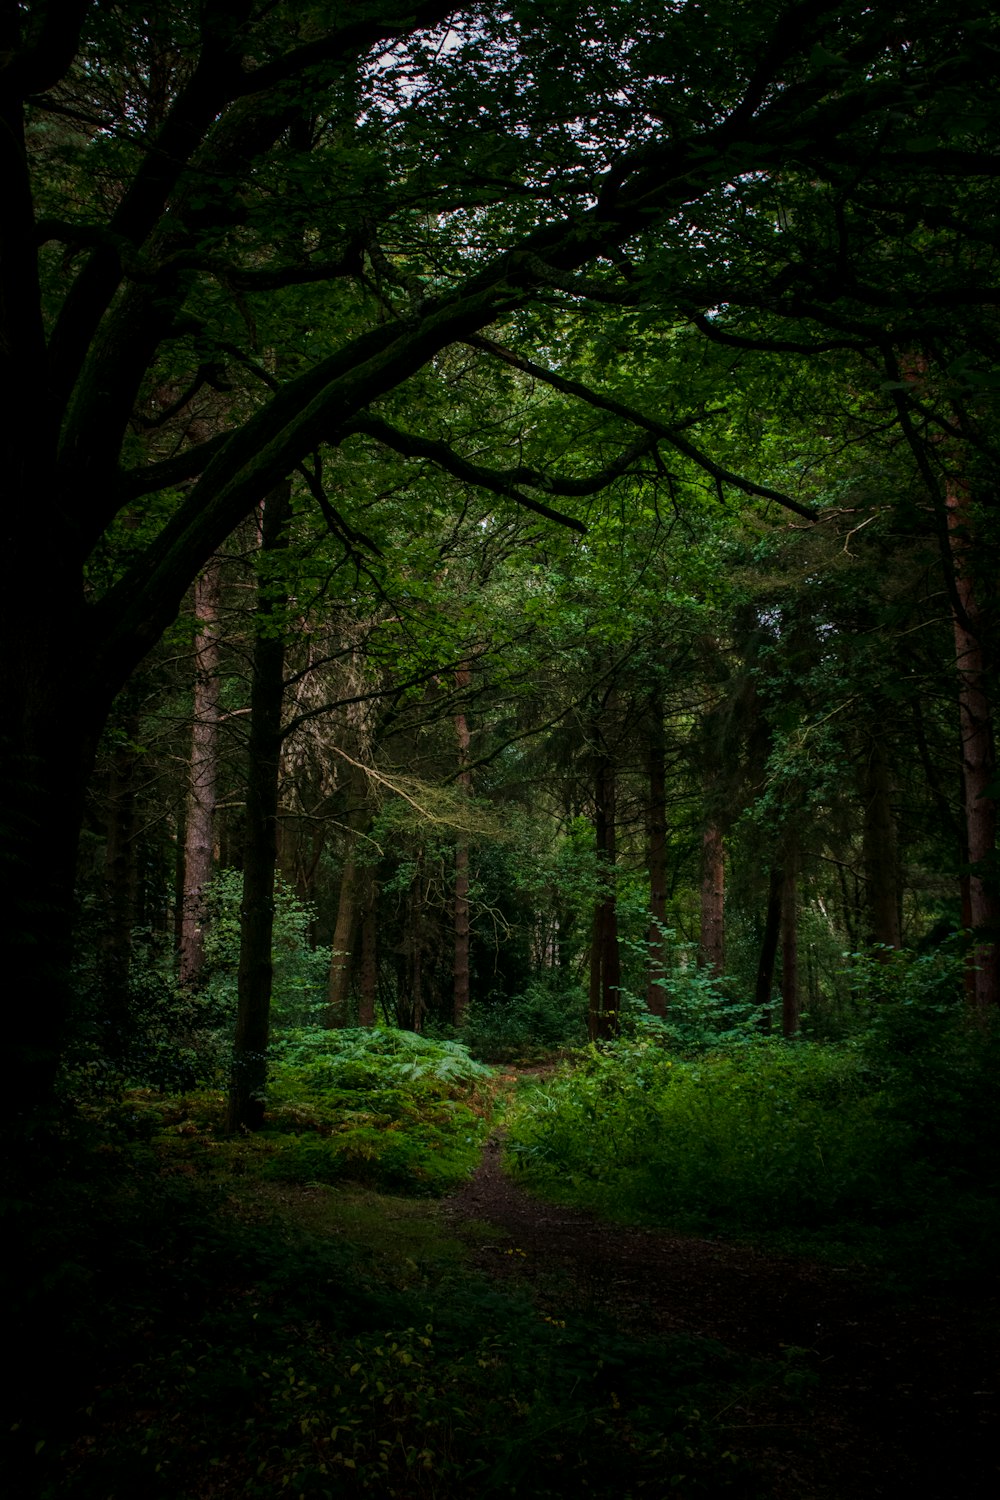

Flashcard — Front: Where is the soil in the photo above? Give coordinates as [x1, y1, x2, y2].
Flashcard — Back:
[444, 1121, 999, 1499]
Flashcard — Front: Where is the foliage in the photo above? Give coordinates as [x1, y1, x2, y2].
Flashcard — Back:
[255, 1029, 492, 1194]
[64, 947, 233, 1094]
[507, 1040, 891, 1225]
[506, 983, 1000, 1284]
[271, 1026, 494, 1090]
[203, 870, 328, 1029]
[463, 978, 588, 1062]
[622, 934, 762, 1054]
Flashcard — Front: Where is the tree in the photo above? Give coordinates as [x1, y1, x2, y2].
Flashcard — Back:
[227, 483, 291, 1133]
[178, 558, 223, 986]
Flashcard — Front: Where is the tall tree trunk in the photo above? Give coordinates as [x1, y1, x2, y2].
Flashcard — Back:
[958, 788, 977, 1005]
[862, 730, 902, 950]
[645, 688, 668, 1016]
[1, 678, 105, 1126]
[179, 558, 222, 987]
[100, 694, 142, 1056]
[781, 842, 800, 1039]
[358, 868, 378, 1027]
[227, 485, 290, 1134]
[698, 822, 725, 976]
[755, 864, 783, 1028]
[947, 475, 999, 1007]
[325, 844, 359, 1027]
[324, 775, 371, 1027]
[404, 853, 428, 1033]
[588, 740, 621, 1041]
[454, 664, 472, 1027]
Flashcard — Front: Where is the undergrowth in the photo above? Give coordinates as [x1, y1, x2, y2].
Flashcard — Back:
[505, 992, 1000, 1286]
[105, 1028, 494, 1197]
[6, 1090, 771, 1499]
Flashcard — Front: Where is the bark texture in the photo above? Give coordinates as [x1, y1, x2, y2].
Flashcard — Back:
[100, 696, 142, 1053]
[227, 486, 290, 1134]
[588, 739, 621, 1041]
[453, 665, 473, 1027]
[358, 869, 378, 1027]
[947, 476, 999, 1007]
[781, 843, 799, 1039]
[698, 823, 725, 976]
[754, 864, 784, 1027]
[645, 690, 668, 1016]
[179, 558, 222, 987]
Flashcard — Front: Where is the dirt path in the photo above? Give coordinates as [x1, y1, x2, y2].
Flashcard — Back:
[444, 1130, 999, 1499]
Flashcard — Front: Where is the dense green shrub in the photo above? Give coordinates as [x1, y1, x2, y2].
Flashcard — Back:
[507, 1039, 897, 1229]
[506, 982, 1000, 1282]
[64, 874, 329, 1097]
[260, 1029, 493, 1194]
[621, 943, 761, 1054]
[63, 951, 233, 1095]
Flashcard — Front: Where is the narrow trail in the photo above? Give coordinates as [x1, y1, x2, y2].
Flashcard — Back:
[442, 1116, 999, 1499]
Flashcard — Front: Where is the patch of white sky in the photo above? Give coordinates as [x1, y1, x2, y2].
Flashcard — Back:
[360, 10, 666, 163]
[355, 5, 771, 326]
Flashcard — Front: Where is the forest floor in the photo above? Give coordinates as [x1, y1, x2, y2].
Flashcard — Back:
[441, 1082, 999, 1500]
[13, 1061, 998, 1500]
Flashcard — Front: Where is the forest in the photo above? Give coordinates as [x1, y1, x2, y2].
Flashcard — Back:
[3, 1, 999, 1496]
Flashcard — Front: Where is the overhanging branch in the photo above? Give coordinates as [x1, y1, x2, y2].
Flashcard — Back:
[120, 433, 230, 500]
[348, 416, 594, 532]
[468, 336, 818, 521]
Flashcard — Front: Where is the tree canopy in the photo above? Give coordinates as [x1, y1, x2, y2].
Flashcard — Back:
[3, 0, 1000, 1117]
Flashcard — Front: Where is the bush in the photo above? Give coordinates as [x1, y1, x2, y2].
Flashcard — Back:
[507, 1039, 897, 1230]
[63, 951, 233, 1096]
[621, 945, 761, 1054]
[260, 1028, 492, 1194]
[505, 990, 1000, 1283]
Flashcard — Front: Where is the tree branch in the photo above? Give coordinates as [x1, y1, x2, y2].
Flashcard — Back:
[0, 0, 91, 103]
[468, 336, 818, 521]
[354, 412, 655, 505]
[119, 434, 230, 501]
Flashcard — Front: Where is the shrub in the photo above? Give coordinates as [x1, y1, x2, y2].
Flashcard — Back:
[621, 943, 761, 1054]
[506, 965, 1000, 1283]
[507, 1039, 898, 1231]
[260, 1028, 492, 1194]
